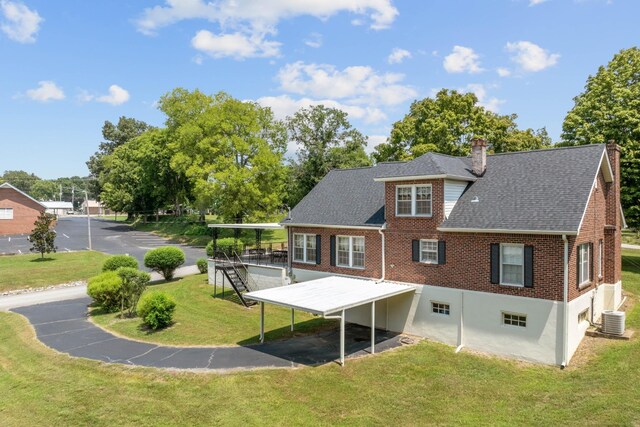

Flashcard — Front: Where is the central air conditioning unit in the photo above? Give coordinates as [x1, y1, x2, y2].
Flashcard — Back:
[602, 311, 625, 336]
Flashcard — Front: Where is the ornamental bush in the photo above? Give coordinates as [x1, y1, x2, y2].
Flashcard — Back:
[137, 292, 176, 330]
[196, 258, 208, 274]
[102, 255, 138, 272]
[143, 246, 185, 280]
[117, 267, 151, 317]
[87, 271, 122, 312]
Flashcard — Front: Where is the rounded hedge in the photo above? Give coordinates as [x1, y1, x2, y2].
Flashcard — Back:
[196, 258, 208, 274]
[143, 246, 185, 280]
[137, 292, 176, 330]
[87, 271, 122, 311]
[102, 255, 138, 272]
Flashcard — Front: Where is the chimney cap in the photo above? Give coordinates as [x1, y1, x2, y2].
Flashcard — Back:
[471, 138, 487, 147]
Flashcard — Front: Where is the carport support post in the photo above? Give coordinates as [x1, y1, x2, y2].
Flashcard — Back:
[260, 302, 265, 343]
[340, 309, 345, 366]
[290, 308, 294, 332]
[371, 301, 375, 354]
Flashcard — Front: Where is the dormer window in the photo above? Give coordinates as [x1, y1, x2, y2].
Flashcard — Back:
[396, 184, 432, 217]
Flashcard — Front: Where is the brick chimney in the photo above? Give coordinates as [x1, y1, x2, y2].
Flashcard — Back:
[471, 138, 487, 176]
[605, 140, 622, 284]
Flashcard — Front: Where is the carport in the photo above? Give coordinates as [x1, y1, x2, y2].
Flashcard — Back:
[245, 277, 415, 365]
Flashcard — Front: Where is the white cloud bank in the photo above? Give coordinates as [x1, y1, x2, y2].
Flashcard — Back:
[388, 48, 411, 64]
[0, 0, 42, 43]
[506, 41, 559, 72]
[136, 0, 398, 59]
[443, 45, 483, 74]
[25, 81, 64, 102]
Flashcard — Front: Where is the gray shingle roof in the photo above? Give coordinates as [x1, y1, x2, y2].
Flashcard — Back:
[281, 162, 405, 228]
[440, 144, 607, 233]
[375, 152, 476, 180]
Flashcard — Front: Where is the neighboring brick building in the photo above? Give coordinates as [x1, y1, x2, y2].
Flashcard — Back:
[0, 182, 46, 235]
[281, 142, 624, 366]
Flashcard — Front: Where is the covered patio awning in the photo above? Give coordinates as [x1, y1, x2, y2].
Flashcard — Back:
[207, 223, 284, 229]
[245, 277, 415, 365]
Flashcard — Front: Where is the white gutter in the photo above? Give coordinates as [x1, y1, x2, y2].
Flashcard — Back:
[282, 223, 384, 231]
[562, 234, 569, 368]
[373, 174, 477, 182]
[438, 227, 578, 236]
[377, 223, 387, 282]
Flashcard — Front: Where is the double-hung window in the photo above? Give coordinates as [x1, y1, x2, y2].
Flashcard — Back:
[396, 185, 432, 217]
[0, 208, 13, 220]
[578, 243, 591, 286]
[500, 244, 524, 286]
[336, 236, 365, 269]
[420, 240, 438, 264]
[293, 233, 316, 263]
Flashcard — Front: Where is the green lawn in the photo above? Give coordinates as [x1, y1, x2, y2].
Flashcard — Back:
[91, 275, 332, 346]
[0, 251, 638, 425]
[0, 251, 110, 292]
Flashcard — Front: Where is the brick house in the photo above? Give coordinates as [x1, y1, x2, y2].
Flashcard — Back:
[0, 182, 46, 235]
[281, 141, 624, 365]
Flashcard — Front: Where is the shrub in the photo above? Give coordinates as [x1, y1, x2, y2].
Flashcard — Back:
[102, 255, 138, 272]
[196, 258, 208, 274]
[137, 292, 176, 330]
[206, 238, 240, 257]
[117, 267, 151, 317]
[144, 246, 185, 280]
[87, 271, 122, 312]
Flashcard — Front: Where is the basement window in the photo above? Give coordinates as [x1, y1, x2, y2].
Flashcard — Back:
[578, 308, 589, 324]
[431, 302, 450, 315]
[502, 312, 527, 328]
[0, 208, 13, 220]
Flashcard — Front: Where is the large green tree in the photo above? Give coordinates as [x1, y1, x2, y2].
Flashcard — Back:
[159, 89, 287, 222]
[286, 105, 371, 207]
[30, 180, 59, 201]
[562, 47, 640, 227]
[0, 170, 41, 194]
[374, 89, 551, 161]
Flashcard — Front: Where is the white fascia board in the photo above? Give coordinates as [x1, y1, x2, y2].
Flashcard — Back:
[282, 223, 383, 230]
[437, 227, 577, 236]
[373, 174, 476, 182]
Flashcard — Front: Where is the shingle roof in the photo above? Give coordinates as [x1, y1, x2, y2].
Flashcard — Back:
[281, 162, 405, 228]
[440, 144, 607, 233]
[375, 152, 476, 181]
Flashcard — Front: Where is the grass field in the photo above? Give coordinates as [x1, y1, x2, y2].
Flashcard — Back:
[0, 251, 638, 425]
[0, 251, 110, 292]
[91, 275, 332, 346]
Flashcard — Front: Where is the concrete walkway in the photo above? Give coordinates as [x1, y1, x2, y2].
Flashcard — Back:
[0, 265, 201, 312]
[11, 297, 406, 371]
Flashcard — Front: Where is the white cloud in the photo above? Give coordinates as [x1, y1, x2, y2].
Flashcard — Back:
[443, 45, 483, 74]
[529, 0, 549, 5]
[387, 48, 411, 64]
[496, 67, 511, 77]
[25, 81, 64, 102]
[276, 61, 416, 106]
[304, 32, 322, 48]
[506, 41, 559, 72]
[463, 83, 505, 113]
[0, 0, 42, 43]
[191, 30, 281, 59]
[96, 85, 130, 106]
[367, 134, 387, 153]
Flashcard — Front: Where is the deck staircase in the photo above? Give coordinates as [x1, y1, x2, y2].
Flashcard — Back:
[215, 252, 257, 307]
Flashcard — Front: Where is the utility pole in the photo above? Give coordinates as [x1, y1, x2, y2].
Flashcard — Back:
[71, 186, 75, 210]
[84, 190, 92, 250]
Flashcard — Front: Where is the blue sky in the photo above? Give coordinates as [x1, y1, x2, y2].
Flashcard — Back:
[1, 0, 638, 179]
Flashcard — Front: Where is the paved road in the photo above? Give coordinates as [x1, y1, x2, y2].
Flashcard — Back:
[12, 297, 406, 370]
[0, 216, 206, 266]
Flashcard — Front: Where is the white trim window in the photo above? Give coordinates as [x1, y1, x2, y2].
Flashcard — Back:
[503, 312, 527, 328]
[293, 233, 316, 264]
[500, 244, 524, 286]
[420, 240, 438, 264]
[431, 302, 450, 315]
[598, 239, 603, 279]
[337, 236, 365, 269]
[578, 243, 590, 286]
[0, 208, 13, 220]
[395, 185, 432, 217]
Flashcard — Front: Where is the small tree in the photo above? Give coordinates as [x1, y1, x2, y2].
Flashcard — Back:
[117, 267, 151, 317]
[29, 213, 57, 259]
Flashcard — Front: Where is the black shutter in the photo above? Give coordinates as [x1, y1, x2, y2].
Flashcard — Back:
[524, 245, 534, 288]
[490, 243, 500, 284]
[438, 241, 446, 265]
[412, 240, 420, 262]
[589, 242, 594, 282]
[315, 235, 322, 265]
[330, 236, 336, 266]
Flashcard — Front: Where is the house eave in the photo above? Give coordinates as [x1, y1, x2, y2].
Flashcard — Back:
[281, 222, 384, 230]
[437, 226, 578, 236]
[373, 174, 476, 183]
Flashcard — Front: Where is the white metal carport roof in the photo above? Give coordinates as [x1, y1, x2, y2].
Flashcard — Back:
[245, 277, 415, 365]
[207, 222, 283, 230]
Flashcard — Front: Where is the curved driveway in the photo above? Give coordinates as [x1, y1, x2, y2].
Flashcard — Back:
[12, 298, 404, 371]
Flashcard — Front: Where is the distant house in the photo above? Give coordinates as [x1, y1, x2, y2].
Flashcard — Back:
[0, 182, 46, 235]
[82, 200, 109, 216]
[42, 201, 74, 216]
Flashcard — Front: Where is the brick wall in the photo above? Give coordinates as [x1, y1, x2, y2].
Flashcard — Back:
[0, 188, 44, 235]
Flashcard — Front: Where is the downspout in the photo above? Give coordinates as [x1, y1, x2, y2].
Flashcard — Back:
[286, 225, 293, 276]
[377, 223, 387, 282]
[562, 234, 569, 368]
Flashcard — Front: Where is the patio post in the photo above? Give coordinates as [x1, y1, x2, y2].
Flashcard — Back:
[260, 302, 265, 343]
[340, 309, 345, 366]
[371, 301, 376, 354]
[291, 308, 294, 331]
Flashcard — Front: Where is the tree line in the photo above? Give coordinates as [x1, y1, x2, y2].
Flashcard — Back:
[0, 170, 88, 209]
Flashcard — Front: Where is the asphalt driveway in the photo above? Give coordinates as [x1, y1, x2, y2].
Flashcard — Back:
[0, 217, 206, 266]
